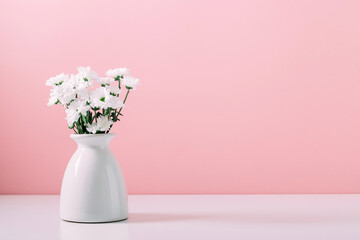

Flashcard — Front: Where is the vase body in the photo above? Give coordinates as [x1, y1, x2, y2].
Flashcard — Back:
[60, 133, 128, 223]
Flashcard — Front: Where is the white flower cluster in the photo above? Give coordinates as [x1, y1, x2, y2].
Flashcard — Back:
[86, 116, 114, 134]
[46, 66, 140, 134]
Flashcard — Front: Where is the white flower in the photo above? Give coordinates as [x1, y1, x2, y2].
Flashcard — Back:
[49, 80, 77, 106]
[77, 88, 91, 101]
[46, 73, 69, 86]
[122, 76, 140, 89]
[90, 87, 110, 109]
[97, 116, 114, 131]
[86, 122, 98, 134]
[47, 96, 58, 106]
[86, 116, 114, 133]
[96, 77, 113, 85]
[90, 87, 124, 109]
[105, 85, 121, 95]
[71, 73, 92, 90]
[68, 99, 90, 116]
[77, 66, 99, 82]
[65, 109, 80, 127]
[104, 95, 124, 109]
[106, 68, 130, 78]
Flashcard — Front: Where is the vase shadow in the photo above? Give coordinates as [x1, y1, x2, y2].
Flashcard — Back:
[123, 211, 360, 224]
[125, 213, 209, 223]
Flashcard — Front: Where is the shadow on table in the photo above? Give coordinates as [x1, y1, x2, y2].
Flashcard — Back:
[126, 213, 209, 223]
[126, 211, 360, 224]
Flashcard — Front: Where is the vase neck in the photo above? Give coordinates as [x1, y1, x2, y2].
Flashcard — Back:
[70, 134, 115, 148]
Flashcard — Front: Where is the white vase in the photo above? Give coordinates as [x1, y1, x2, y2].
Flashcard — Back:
[60, 133, 128, 223]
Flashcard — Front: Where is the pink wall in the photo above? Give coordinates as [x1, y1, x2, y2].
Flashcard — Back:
[1, 0, 360, 194]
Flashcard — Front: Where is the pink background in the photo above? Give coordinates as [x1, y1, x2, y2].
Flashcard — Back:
[1, 0, 360, 194]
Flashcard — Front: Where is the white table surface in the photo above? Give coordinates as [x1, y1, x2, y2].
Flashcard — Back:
[1, 195, 360, 240]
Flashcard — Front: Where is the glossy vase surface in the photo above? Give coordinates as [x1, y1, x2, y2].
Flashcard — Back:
[60, 133, 128, 223]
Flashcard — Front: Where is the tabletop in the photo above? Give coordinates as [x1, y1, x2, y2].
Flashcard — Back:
[1, 194, 360, 240]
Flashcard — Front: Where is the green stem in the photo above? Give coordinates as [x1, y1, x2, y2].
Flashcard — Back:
[106, 124, 113, 134]
[78, 117, 82, 134]
[116, 89, 130, 118]
[76, 122, 82, 134]
[79, 114, 87, 134]
[93, 109, 97, 123]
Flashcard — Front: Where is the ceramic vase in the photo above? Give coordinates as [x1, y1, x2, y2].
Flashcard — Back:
[60, 133, 128, 223]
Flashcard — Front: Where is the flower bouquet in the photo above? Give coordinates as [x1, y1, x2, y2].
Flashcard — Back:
[46, 66, 139, 134]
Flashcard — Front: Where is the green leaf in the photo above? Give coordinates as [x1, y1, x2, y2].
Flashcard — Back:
[81, 114, 87, 125]
[77, 123, 83, 134]
[77, 117, 84, 134]
[111, 112, 117, 121]
[88, 112, 93, 124]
